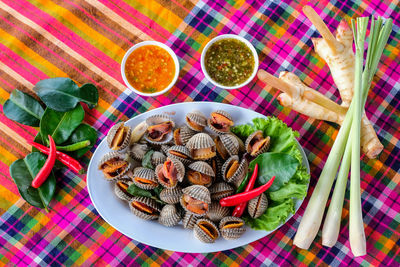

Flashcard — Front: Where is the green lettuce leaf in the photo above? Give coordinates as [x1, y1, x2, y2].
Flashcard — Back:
[233, 117, 310, 231]
[269, 182, 308, 202]
[244, 198, 295, 231]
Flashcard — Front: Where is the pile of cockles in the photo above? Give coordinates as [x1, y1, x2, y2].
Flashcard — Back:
[98, 110, 271, 243]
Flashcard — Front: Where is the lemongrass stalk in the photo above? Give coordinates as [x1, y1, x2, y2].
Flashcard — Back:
[322, 133, 352, 247]
[293, 102, 353, 249]
[349, 17, 368, 257]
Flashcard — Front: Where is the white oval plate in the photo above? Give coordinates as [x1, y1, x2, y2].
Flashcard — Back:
[87, 102, 309, 253]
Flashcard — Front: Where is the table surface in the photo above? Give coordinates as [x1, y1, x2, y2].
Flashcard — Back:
[0, 0, 399, 266]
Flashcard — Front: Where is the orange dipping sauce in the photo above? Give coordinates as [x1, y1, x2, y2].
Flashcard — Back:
[124, 45, 176, 94]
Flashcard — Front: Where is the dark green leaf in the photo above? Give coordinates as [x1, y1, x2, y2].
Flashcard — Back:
[236, 172, 249, 193]
[127, 184, 153, 198]
[40, 104, 84, 145]
[249, 152, 299, 192]
[9, 152, 56, 209]
[142, 150, 155, 169]
[3, 89, 44, 126]
[63, 123, 97, 158]
[153, 185, 163, 197]
[34, 78, 98, 112]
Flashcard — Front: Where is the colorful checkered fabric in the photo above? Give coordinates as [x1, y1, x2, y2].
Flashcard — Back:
[0, 0, 399, 266]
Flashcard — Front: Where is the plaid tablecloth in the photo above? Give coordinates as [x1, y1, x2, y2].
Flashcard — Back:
[0, 0, 399, 266]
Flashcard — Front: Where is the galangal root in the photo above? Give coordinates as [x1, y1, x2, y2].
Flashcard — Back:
[256, 6, 383, 159]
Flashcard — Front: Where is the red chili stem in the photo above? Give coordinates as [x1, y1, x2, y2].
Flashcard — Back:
[29, 141, 85, 174]
[31, 135, 56, 188]
[220, 175, 276, 207]
[232, 164, 259, 217]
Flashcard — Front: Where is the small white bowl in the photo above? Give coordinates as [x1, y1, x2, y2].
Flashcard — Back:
[121, 41, 180, 97]
[200, 34, 259, 90]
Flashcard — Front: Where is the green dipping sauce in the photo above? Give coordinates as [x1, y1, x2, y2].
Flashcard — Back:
[205, 38, 255, 86]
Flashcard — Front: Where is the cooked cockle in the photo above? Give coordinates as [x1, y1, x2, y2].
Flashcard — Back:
[132, 167, 158, 190]
[98, 152, 130, 180]
[214, 134, 240, 160]
[209, 182, 235, 201]
[161, 144, 171, 155]
[186, 133, 216, 160]
[182, 212, 202, 229]
[114, 180, 134, 201]
[208, 110, 234, 134]
[144, 114, 175, 144]
[193, 218, 220, 243]
[245, 130, 270, 157]
[185, 110, 207, 132]
[187, 161, 215, 187]
[180, 185, 211, 216]
[159, 186, 183, 204]
[206, 202, 230, 222]
[158, 204, 182, 227]
[107, 122, 131, 151]
[219, 216, 246, 240]
[167, 145, 192, 165]
[221, 155, 248, 187]
[129, 196, 161, 220]
[248, 193, 268, 218]
[173, 125, 196, 146]
[129, 143, 149, 161]
[155, 157, 185, 188]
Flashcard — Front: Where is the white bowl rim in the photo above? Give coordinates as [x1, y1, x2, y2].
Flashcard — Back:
[121, 41, 180, 97]
[200, 34, 259, 90]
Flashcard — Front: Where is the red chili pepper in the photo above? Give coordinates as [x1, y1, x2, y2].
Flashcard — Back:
[220, 175, 276, 207]
[232, 164, 259, 217]
[31, 135, 56, 188]
[29, 141, 85, 175]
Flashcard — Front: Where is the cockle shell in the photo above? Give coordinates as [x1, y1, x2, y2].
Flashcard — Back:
[130, 121, 148, 144]
[185, 110, 207, 132]
[186, 133, 216, 160]
[167, 145, 192, 165]
[187, 161, 215, 187]
[245, 130, 270, 157]
[173, 125, 196, 146]
[159, 186, 183, 204]
[151, 151, 167, 167]
[206, 202, 230, 222]
[221, 155, 248, 186]
[193, 218, 220, 243]
[144, 114, 175, 145]
[180, 185, 211, 216]
[98, 152, 130, 181]
[132, 167, 158, 190]
[107, 122, 131, 151]
[129, 143, 149, 161]
[182, 212, 202, 229]
[248, 193, 268, 218]
[155, 157, 185, 188]
[161, 145, 171, 155]
[158, 204, 182, 227]
[215, 134, 239, 160]
[129, 196, 161, 220]
[209, 182, 235, 201]
[219, 216, 246, 240]
[207, 110, 234, 134]
[114, 180, 134, 201]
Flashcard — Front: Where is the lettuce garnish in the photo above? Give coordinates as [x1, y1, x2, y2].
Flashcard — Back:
[231, 117, 310, 231]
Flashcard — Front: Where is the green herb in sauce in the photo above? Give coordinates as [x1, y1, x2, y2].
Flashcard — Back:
[205, 38, 255, 86]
